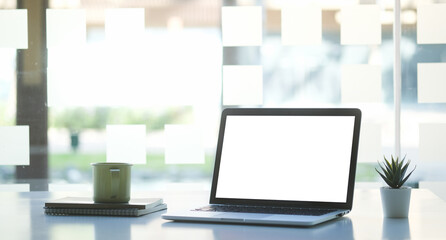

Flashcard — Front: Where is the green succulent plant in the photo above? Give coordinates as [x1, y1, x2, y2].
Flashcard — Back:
[375, 155, 416, 189]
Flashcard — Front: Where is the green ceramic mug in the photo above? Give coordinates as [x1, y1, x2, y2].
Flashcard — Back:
[92, 162, 132, 203]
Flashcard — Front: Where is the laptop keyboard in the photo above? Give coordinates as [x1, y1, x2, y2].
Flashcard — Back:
[194, 205, 337, 216]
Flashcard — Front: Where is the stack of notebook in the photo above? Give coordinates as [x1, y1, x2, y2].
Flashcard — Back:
[44, 197, 167, 217]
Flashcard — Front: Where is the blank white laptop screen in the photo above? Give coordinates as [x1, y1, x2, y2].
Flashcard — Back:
[215, 115, 355, 203]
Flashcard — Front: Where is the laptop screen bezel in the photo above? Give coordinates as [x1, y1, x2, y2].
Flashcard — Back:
[209, 108, 361, 210]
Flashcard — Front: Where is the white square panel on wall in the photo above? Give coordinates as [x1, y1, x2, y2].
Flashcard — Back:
[223, 65, 263, 106]
[341, 64, 382, 103]
[164, 125, 205, 164]
[0, 184, 30, 192]
[0, 10, 28, 49]
[221, 6, 262, 46]
[46, 49, 92, 107]
[419, 124, 446, 162]
[105, 8, 145, 46]
[47, 67, 76, 107]
[281, 6, 322, 45]
[418, 63, 446, 103]
[340, 5, 381, 45]
[46, 9, 86, 48]
[0, 126, 29, 165]
[106, 125, 146, 164]
[357, 123, 382, 162]
[417, 4, 446, 44]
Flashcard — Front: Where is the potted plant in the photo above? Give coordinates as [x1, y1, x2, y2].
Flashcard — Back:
[375, 155, 416, 218]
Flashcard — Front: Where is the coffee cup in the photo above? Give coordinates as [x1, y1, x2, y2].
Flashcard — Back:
[92, 162, 132, 203]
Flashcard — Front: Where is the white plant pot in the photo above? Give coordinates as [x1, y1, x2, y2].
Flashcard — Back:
[380, 186, 411, 218]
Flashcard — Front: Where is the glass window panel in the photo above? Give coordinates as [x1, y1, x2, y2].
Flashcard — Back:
[401, 0, 446, 183]
[7, 0, 446, 189]
[260, 1, 394, 184]
[0, 9, 28, 48]
[1, 0, 224, 190]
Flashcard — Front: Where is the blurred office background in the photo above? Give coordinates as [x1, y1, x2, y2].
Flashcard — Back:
[0, 0, 446, 196]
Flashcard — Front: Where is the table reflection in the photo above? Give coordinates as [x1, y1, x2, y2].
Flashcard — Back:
[382, 218, 410, 240]
[44, 213, 157, 240]
[162, 217, 354, 240]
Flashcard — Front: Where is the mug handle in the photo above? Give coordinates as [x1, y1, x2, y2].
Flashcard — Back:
[110, 168, 120, 199]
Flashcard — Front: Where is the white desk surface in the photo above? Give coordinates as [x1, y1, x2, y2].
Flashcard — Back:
[1, 189, 445, 240]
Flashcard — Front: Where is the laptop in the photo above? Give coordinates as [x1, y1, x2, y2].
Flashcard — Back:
[162, 108, 361, 227]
